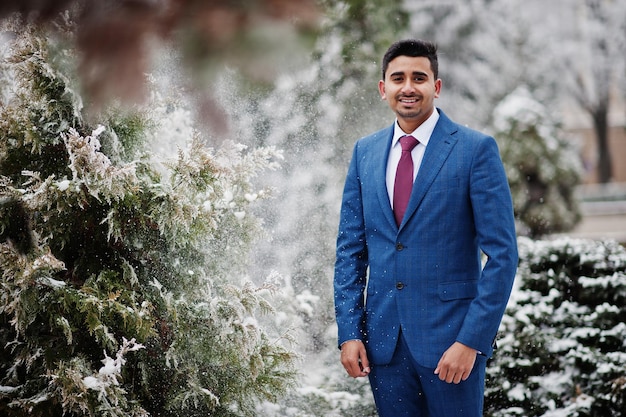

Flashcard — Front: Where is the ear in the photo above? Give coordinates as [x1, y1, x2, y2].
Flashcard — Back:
[378, 80, 386, 100]
[434, 78, 442, 98]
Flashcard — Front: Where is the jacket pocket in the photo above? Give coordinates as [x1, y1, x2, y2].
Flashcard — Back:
[438, 280, 477, 301]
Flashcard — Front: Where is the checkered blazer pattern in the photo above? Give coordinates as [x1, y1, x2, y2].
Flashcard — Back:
[334, 109, 518, 368]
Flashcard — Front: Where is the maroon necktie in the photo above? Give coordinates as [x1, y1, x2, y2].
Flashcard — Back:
[393, 135, 419, 226]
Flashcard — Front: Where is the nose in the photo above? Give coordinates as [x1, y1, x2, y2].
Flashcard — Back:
[401, 78, 416, 94]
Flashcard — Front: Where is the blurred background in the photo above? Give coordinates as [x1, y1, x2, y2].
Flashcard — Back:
[3, 0, 624, 241]
[1, 1, 625, 416]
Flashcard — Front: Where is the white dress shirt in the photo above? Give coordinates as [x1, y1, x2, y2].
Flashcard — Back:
[386, 109, 440, 206]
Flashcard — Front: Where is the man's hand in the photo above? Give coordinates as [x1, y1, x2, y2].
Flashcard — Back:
[340, 340, 371, 378]
[434, 341, 477, 384]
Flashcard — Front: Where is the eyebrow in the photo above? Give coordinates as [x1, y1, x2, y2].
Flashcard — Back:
[389, 70, 428, 78]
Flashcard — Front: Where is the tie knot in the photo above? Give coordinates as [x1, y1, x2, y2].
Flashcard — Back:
[399, 135, 419, 152]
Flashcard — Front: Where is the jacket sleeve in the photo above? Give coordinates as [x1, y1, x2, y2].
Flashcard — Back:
[334, 142, 369, 348]
[456, 135, 518, 356]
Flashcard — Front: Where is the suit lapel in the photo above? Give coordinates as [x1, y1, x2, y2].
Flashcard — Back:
[373, 126, 397, 229]
[400, 111, 458, 229]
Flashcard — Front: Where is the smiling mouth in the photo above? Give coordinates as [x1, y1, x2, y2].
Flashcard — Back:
[399, 97, 419, 104]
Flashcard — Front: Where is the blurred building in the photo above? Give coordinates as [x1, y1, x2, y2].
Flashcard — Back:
[564, 92, 626, 185]
[562, 93, 626, 243]
[573, 124, 626, 184]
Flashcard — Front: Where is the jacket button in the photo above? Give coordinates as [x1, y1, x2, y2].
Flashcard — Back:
[396, 282, 404, 290]
[396, 243, 404, 251]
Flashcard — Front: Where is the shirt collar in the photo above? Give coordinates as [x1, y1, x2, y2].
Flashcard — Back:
[392, 108, 440, 148]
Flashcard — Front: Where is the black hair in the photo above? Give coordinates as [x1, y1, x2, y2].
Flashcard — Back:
[382, 39, 438, 80]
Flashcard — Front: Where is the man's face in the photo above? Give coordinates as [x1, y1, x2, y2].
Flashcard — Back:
[378, 55, 441, 133]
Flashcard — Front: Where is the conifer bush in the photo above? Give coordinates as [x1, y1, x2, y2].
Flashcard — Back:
[0, 25, 296, 417]
[493, 87, 582, 238]
[485, 237, 626, 417]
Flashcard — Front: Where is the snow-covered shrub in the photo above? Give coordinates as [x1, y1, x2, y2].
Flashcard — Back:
[493, 87, 582, 238]
[485, 237, 626, 417]
[0, 25, 295, 417]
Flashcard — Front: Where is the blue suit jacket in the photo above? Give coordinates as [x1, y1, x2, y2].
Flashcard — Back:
[334, 109, 518, 368]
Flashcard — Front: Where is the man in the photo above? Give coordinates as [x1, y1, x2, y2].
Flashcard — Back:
[334, 39, 518, 417]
